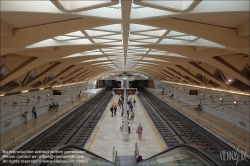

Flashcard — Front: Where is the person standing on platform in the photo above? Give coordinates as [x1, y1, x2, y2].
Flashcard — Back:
[23, 111, 28, 123]
[121, 107, 124, 117]
[136, 156, 143, 163]
[114, 105, 117, 116]
[32, 106, 37, 118]
[128, 122, 131, 134]
[56, 102, 59, 111]
[136, 123, 143, 140]
[133, 99, 136, 107]
[110, 105, 114, 117]
[127, 109, 130, 118]
[118, 98, 121, 109]
[129, 102, 133, 111]
[130, 111, 134, 122]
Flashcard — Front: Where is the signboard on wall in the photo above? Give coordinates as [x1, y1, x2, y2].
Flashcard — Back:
[53, 90, 62, 95]
[189, 90, 198, 95]
[114, 89, 124, 94]
[126, 89, 136, 94]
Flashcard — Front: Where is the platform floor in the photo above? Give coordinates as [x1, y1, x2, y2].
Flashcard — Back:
[84, 94, 165, 161]
[1, 88, 103, 151]
[146, 88, 250, 154]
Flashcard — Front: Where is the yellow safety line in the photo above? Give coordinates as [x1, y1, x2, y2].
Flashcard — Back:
[87, 102, 111, 151]
[168, 157, 173, 166]
[139, 99, 165, 150]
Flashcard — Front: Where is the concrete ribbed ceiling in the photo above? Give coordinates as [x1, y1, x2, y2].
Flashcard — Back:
[0, 0, 249, 95]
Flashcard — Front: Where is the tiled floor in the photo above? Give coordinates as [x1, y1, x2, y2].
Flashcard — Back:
[84, 94, 165, 161]
[146, 88, 250, 154]
[1, 89, 103, 151]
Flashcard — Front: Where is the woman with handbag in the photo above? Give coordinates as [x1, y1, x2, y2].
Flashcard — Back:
[136, 123, 143, 140]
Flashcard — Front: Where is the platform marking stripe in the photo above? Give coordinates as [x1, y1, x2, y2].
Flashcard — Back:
[168, 157, 173, 166]
[87, 100, 111, 151]
[139, 98, 165, 151]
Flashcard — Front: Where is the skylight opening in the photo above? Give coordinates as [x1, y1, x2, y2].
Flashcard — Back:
[64, 31, 84, 37]
[80, 57, 109, 63]
[53, 36, 81, 41]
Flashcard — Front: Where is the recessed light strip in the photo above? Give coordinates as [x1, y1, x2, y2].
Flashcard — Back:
[52, 81, 87, 88]
[162, 81, 250, 96]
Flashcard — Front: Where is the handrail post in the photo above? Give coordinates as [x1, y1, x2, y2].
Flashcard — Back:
[113, 146, 115, 162]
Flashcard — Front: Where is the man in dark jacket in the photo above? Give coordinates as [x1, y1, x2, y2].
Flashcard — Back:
[110, 105, 114, 117]
[114, 105, 117, 116]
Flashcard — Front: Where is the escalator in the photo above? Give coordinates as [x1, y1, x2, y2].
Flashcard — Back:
[136, 144, 227, 166]
[24, 144, 228, 166]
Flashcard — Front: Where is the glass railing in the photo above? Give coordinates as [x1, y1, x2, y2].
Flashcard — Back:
[30, 144, 116, 166]
[136, 144, 227, 166]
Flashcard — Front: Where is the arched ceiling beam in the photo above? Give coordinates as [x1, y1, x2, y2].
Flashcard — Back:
[140, 17, 249, 54]
[135, 44, 237, 59]
[201, 56, 250, 85]
[1, 17, 111, 49]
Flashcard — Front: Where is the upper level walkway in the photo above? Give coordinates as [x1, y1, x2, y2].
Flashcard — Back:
[1, 89, 103, 152]
[146, 88, 250, 155]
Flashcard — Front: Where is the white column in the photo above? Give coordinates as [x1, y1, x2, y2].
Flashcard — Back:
[122, 82, 129, 142]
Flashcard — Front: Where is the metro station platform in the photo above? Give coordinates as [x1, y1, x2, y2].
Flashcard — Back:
[145, 88, 250, 154]
[1, 88, 103, 151]
[84, 94, 165, 161]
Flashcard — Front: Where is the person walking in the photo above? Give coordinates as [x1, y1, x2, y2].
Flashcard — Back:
[23, 111, 28, 123]
[110, 105, 114, 117]
[114, 105, 117, 116]
[32, 106, 37, 118]
[133, 99, 136, 107]
[136, 123, 143, 140]
[130, 111, 134, 122]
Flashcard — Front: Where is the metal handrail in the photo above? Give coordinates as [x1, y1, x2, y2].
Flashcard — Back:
[113, 146, 115, 162]
[136, 144, 227, 165]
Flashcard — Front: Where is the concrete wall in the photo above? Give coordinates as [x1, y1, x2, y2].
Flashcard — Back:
[153, 80, 163, 89]
[0, 82, 89, 133]
[162, 82, 250, 131]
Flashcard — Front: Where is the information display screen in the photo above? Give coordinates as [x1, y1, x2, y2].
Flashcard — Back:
[189, 90, 198, 95]
[53, 90, 62, 95]
[126, 89, 136, 94]
[114, 89, 124, 94]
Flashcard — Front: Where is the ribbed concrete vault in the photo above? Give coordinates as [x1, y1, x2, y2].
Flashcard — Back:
[0, 1, 249, 95]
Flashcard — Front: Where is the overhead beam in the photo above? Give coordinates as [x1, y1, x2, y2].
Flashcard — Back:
[211, 56, 250, 85]
[188, 62, 228, 88]
[45, 65, 76, 85]
[140, 17, 249, 54]
[1, 24, 13, 37]
[174, 65, 207, 86]
[238, 23, 249, 37]
[23, 62, 63, 88]
[0, 57, 39, 86]
[2, 17, 110, 48]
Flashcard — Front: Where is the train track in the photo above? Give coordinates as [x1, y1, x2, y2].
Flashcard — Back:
[138, 88, 249, 166]
[2, 88, 112, 165]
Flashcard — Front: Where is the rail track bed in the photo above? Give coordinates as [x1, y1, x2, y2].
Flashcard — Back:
[138, 88, 249, 166]
[2, 89, 112, 166]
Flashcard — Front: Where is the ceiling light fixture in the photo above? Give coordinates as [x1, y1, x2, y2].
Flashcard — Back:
[21, 90, 29, 93]
[39, 88, 44, 90]
[0, 94, 5, 97]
